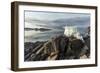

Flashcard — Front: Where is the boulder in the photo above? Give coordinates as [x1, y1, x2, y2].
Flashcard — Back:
[24, 35, 90, 61]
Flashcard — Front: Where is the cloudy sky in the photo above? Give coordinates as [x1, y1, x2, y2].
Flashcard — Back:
[25, 11, 90, 21]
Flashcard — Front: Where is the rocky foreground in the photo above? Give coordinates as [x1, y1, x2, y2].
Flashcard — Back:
[24, 35, 90, 61]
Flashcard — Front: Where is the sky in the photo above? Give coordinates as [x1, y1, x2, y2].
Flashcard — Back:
[24, 10, 90, 42]
[25, 10, 90, 21]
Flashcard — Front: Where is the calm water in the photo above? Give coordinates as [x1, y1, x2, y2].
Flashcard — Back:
[25, 28, 64, 42]
[24, 25, 88, 43]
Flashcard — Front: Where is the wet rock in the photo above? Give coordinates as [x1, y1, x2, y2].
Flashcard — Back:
[24, 35, 90, 61]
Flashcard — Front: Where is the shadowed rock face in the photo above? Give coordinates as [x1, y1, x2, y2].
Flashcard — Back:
[70, 39, 85, 59]
[24, 35, 90, 61]
[83, 36, 90, 58]
[51, 35, 69, 60]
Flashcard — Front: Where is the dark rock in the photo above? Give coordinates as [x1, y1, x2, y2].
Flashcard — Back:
[70, 39, 85, 59]
[83, 36, 90, 58]
[24, 35, 90, 61]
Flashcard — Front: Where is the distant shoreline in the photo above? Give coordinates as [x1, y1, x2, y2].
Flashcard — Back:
[25, 28, 52, 31]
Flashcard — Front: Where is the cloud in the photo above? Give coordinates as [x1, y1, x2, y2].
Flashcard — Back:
[25, 11, 90, 21]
